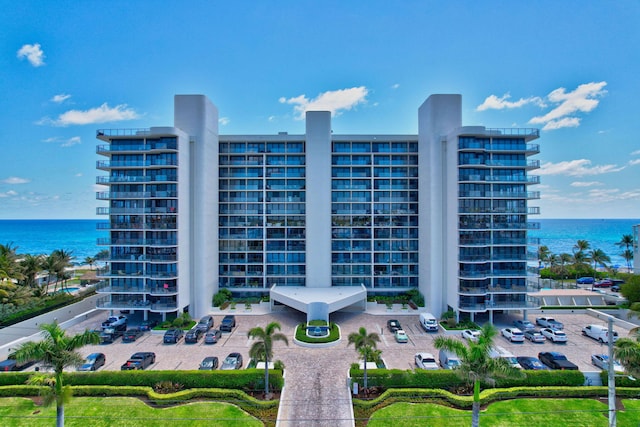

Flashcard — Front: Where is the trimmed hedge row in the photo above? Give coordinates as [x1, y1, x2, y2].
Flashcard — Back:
[600, 370, 640, 387]
[0, 369, 284, 392]
[0, 385, 278, 427]
[349, 368, 585, 390]
[353, 386, 640, 411]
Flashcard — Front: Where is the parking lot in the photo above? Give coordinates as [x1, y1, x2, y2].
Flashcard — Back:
[48, 309, 635, 373]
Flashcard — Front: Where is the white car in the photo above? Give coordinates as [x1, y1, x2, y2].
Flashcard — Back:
[535, 316, 564, 330]
[501, 327, 525, 342]
[415, 352, 439, 370]
[591, 354, 625, 373]
[461, 329, 481, 342]
[540, 327, 568, 343]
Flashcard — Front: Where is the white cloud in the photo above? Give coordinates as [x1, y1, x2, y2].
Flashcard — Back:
[75, 173, 83, 177]
[476, 93, 546, 111]
[538, 159, 624, 176]
[0, 190, 18, 198]
[51, 94, 71, 103]
[279, 86, 369, 119]
[391, 83, 400, 89]
[61, 136, 82, 147]
[631, 149, 640, 156]
[529, 81, 607, 130]
[17, 43, 45, 67]
[219, 117, 230, 126]
[2, 176, 30, 184]
[39, 103, 140, 126]
[570, 181, 602, 187]
[268, 116, 276, 122]
[628, 159, 640, 166]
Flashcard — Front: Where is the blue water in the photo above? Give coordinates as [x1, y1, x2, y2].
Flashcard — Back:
[0, 218, 637, 268]
[534, 219, 640, 268]
[0, 220, 106, 264]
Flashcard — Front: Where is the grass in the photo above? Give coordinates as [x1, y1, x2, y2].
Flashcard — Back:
[0, 397, 263, 427]
[367, 398, 640, 427]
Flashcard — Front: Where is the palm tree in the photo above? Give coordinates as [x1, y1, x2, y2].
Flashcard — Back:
[11, 322, 100, 427]
[83, 256, 96, 270]
[621, 249, 634, 273]
[537, 245, 551, 268]
[52, 249, 74, 292]
[589, 248, 611, 273]
[558, 253, 573, 287]
[19, 254, 44, 289]
[573, 239, 590, 256]
[614, 331, 640, 380]
[347, 327, 380, 390]
[434, 323, 524, 427]
[616, 234, 634, 271]
[0, 242, 23, 283]
[247, 321, 289, 397]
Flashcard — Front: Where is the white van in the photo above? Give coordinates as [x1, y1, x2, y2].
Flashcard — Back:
[419, 313, 439, 332]
[489, 346, 522, 369]
[582, 324, 619, 343]
[438, 349, 461, 370]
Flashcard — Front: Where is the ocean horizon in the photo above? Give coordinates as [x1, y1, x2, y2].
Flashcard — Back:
[0, 218, 638, 267]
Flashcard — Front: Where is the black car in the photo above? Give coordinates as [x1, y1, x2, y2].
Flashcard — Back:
[139, 319, 159, 331]
[121, 352, 156, 370]
[199, 356, 219, 370]
[77, 352, 106, 371]
[516, 356, 548, 370]
[185, 327, 204, 343]
[387, 319, 402, 333]
[122, 327, 144, 343]
[538, 351, 579, 370]
[163, 328, 184, 344]
[220, 315, 236, 332]
[204, 329, 222, 344]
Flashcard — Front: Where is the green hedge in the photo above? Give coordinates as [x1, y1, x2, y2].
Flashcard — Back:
[349, 368, 584, 389]
[600, 370, 640, 387]
[294, 323, 340, 344]
[0, 369, 284, 392]
[0, 290, 96, 327]
[353, 386, 640, 411]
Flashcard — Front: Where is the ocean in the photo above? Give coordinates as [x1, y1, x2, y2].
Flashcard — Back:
[0, 218, 637, 267]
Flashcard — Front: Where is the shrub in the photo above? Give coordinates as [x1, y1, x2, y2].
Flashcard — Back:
[212, 289, 232, 307]
[153, 381, 184, 394]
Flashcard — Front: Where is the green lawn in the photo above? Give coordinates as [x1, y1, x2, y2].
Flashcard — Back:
[367, 398, 640, 427]
[0, 397, 263, 427]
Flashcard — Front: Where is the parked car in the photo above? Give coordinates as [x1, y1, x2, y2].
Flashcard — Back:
[524, 329, 546, 343]
[513, 319, 536, 332]
[185, 327, 204, 343]
[538, 351, 578, 370]
[199, 356, 219, 370]
[387, 319, 402, 333]
[582, 324, 619, 343]
[77, 352, 106, 371]
[139, 319, 159, 331]
[163, 328, 184, 344]
[220, 315, 236, 332]
[220, 352, 243, 370]
[535, 316, 564, 330]
[501, 327, 525, 342]
[102, 315, 127, 329]
[611, 285, 621, 292]
[419, 313, 439, 332]
[516, 356, 549, 370]
[196, 315, 214, 332]
[593, 279, 613, 288]
[576, 277, 595, 285]
[438, 349, 461, 370]
[394, 329, 409, 343]
[415, 352, 439, 370]
[120, 352, 156, 370]
[489, 347, 522, 369]
[204, 329, 222, 344]
[461, 329, 481, 342]
[99, 325, 126, 344]
[0, 357, 35, 372]
[122, 327, 144, 343]
[591, 354, 625, 373]
[540, 327, 568, 343]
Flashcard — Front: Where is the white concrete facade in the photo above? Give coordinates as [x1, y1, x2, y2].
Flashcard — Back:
[96, 93, 541, 321]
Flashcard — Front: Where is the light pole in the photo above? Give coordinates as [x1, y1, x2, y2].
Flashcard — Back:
[607, 315, 615, 427]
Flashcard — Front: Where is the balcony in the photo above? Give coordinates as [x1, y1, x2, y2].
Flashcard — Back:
[96, 283, 150, 293]
[96, 176, 150, 184]
[96, 296, 151, 310]
[147, 271, 178, 279]
[96, 191, 150, 200]
[149, 286, 178, 296]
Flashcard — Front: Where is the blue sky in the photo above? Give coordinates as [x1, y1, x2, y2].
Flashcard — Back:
[1, 1, 639, 219]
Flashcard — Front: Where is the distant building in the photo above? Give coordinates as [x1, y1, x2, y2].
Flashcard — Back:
[95, 94, 541, 323]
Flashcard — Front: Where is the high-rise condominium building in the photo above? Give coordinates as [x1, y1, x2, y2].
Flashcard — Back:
[96, 94, 541, 323]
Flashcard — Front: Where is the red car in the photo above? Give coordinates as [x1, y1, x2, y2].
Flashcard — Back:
[593, 279, 613, 288]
